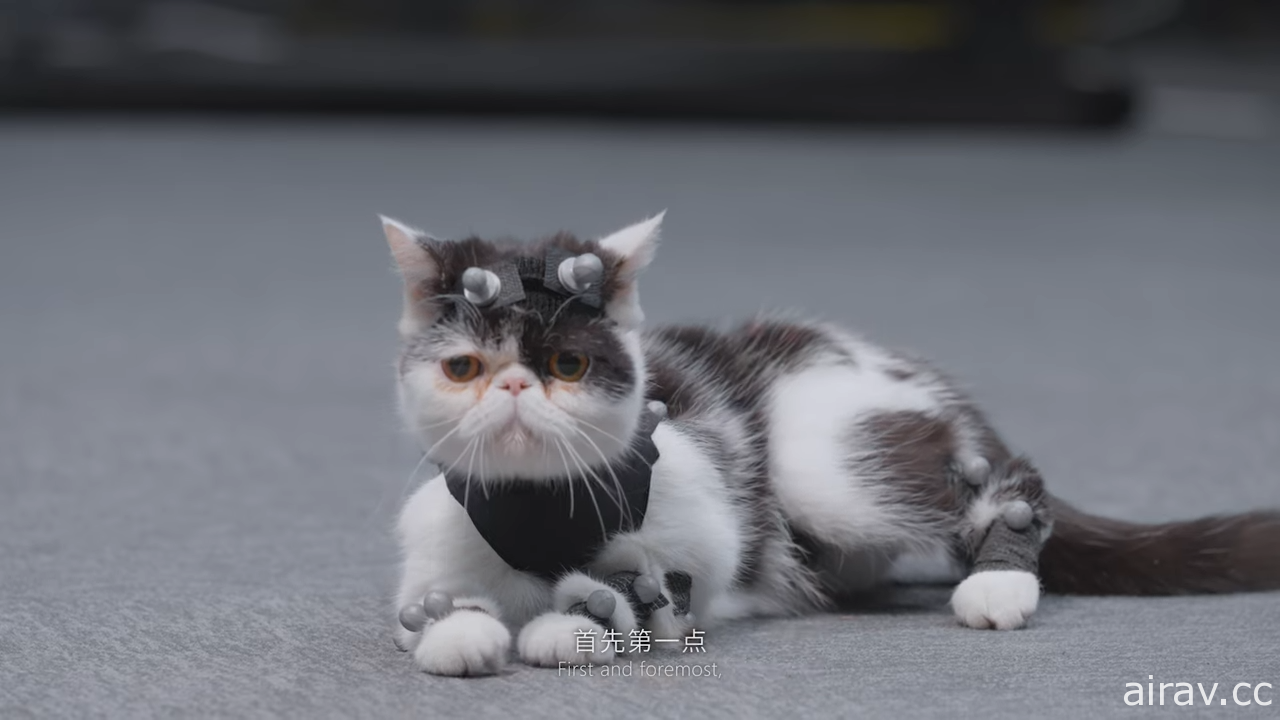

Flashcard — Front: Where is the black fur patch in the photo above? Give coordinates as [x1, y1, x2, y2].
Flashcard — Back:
[853, 410, 970, 526]
[519, 315, 635, 399]
[405, 233, 638, 398]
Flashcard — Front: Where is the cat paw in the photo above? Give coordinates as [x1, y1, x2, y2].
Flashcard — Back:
[517, 612, 615, 667]
[951, 570, 1040, 630]
[413, 609, 511, 676]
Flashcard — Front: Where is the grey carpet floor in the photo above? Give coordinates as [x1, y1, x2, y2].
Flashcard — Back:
[2, 115, 1279, 719]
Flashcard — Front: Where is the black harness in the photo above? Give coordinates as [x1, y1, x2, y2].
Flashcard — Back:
[444, 408, 662, 580]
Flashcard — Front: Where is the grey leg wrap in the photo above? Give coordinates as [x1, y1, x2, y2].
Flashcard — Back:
[603, 571, 670, 623]
[565, 571, 694, 629]
[962, 457, 1052, 576]
[663, 571, 693, 617]
[973, 518, 1042, 574]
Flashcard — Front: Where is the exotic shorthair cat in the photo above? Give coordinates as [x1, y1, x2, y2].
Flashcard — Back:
[382, 213, 1280, 676]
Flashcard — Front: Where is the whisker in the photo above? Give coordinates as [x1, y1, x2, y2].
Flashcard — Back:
[462, 436, 481, 512]
[362, 447, 433, 527]
[569, 424, 631, 521]
[546, 294, 582, 328]
[417, 416, 462, 432]
[420, 422, 465, 464]
[403, 451, 432, 497]
[438, 293, 482, 329]
[551, 437, 576, 519]
[561, 437, 607, 538]
[572, 417, 649, 466]
[441, 436, 477, 503]
[479, 433, 491, 500]
[570, 417, 632, 451]
[364, 418, 463, 527]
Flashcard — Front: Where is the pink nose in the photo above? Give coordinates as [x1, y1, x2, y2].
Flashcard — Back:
[497, 378, 531, 396]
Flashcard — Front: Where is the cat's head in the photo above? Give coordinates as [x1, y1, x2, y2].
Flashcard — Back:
[382, 214, 663, 482]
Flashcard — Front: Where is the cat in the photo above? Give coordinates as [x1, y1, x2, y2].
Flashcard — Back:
[381, 213, 1280, 677]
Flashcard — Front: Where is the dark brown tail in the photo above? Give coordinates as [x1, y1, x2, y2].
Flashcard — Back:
[1039, 496, 1280, 595]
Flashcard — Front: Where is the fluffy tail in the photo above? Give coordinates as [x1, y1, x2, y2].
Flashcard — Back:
[1039, 496, 1280, 595]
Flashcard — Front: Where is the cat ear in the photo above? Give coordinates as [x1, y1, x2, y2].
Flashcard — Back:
[598, 210, 663, 273]
[597, 211, 664, 327]
[380, 215, 440, 337]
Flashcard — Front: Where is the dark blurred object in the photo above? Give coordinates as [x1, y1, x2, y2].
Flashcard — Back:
[0, 0, 1210, 127]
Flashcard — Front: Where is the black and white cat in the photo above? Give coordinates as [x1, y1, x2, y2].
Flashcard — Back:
[382, 213, 1280, 677]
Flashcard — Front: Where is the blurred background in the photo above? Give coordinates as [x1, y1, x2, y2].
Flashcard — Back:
[2, 2, 1279, 717]
[0, 0, 1274, 125]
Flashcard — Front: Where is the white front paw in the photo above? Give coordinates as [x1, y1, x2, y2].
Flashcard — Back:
[414, 610, 511, 676]
[517, 613, 615, 667]
[951, 570, 1040, 630]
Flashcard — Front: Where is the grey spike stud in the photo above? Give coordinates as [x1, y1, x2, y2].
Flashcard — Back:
[1003, 500, 1034, 531]
[646, 400, 669, 420]
[962, 456, 991, 486]
[572, 253, 604, 288]
[632, 574, 662, 605]
[461, 267, 501, 306]
[558, 253, 604, 292]
[422, 591, 456, 620]
[585, 589, 616, 621]
[398, 603, 428, 633]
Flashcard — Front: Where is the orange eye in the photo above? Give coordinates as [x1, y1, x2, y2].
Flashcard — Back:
[441, 355, 482, 382]
[548, 352, 589, 382]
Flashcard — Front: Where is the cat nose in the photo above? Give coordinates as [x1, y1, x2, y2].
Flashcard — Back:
[497, 378, 531, 396]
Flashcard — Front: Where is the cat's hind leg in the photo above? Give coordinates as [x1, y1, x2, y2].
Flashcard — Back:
[768, 359, 1052, 629]
[951, 458, 1052, 630]
[767, 363, 978, 596]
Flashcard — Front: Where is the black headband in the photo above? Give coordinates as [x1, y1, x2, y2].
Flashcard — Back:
[455, 247, 604, 322]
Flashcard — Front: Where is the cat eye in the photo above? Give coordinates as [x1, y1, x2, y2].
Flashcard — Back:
[441, 355, 483, 383]
[547, 352, 589, 382]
